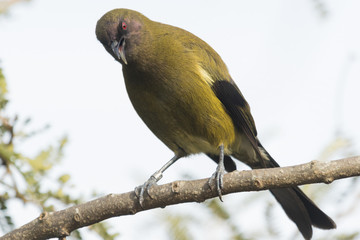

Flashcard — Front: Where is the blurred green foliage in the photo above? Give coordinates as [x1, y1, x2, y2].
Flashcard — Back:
[0, 2, 118, 239]
[1, 1, 359, 240]
[0, 65, 118, 239]
[0, 0, 31, 14]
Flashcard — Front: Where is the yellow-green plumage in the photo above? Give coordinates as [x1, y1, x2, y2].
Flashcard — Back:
[96, 9, 336, 239]
[124, 65, 236, 156]
[97, 9, 236, 156]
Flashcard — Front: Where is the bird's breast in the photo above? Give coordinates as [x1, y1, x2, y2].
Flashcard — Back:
[122, 63, 236, 156]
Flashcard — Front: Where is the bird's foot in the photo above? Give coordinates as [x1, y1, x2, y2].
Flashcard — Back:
[135, 170, 163, 207]
[208, 162, 225, 201]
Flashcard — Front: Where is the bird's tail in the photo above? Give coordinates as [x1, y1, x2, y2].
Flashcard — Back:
[232, 143, 336, 240]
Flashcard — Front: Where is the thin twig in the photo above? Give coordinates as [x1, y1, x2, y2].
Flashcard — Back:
[1, 156, 360, 240]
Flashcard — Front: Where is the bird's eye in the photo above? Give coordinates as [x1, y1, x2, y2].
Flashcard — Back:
[121, 22, 127, 30]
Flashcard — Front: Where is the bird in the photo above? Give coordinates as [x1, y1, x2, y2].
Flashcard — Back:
[95, 8, 336, 239]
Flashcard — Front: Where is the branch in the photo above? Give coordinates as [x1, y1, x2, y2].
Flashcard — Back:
[2, 156, 360, 240]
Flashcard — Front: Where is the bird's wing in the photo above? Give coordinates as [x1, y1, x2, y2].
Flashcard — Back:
[210, 80, 266, 167]
[183, 37, 266, 166]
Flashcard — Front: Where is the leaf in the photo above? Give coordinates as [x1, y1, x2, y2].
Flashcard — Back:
[58, 174, 71, 184]
[0, 67, 8, 109]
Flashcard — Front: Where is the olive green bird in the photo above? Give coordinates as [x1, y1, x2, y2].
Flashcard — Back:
[96, 9, 336, 239]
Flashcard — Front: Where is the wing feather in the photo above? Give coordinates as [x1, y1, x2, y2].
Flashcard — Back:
[211, 80, 266, 167]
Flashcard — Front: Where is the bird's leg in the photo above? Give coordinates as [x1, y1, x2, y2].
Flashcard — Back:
[135, 154, 181, 207]
[208, 144, 225, 201]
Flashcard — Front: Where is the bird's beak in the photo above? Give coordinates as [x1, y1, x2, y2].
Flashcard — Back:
[111, 37, 128, 65]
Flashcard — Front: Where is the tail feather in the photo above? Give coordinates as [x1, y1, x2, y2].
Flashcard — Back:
[292, 186, 336, 229]
[263, 148, 337, 232]
[231, 143, 336, 239]
[270, 188, 313, 240]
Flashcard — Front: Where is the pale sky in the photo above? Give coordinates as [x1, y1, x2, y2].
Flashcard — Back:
[1, 0, 360, 239]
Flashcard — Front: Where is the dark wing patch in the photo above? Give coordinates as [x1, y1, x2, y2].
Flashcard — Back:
[211, 80, 266, 167]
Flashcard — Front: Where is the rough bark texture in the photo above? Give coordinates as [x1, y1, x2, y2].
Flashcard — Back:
[1, 156, 360, 240]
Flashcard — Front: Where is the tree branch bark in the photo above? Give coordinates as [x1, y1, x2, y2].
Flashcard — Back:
[2, 156, 360, 240]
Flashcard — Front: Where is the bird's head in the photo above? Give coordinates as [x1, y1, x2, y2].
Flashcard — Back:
[96, 9, 148, 65]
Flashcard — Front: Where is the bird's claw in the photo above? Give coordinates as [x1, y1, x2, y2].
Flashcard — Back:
[135, 171, 163, 207]
[208, 163, 225, 201]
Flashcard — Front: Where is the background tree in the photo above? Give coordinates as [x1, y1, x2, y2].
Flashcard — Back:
[1, 0, 360, 239]
[0, 2, 117, 239]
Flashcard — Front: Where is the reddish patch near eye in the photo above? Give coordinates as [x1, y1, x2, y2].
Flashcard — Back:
[122, 22, 127, 30]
